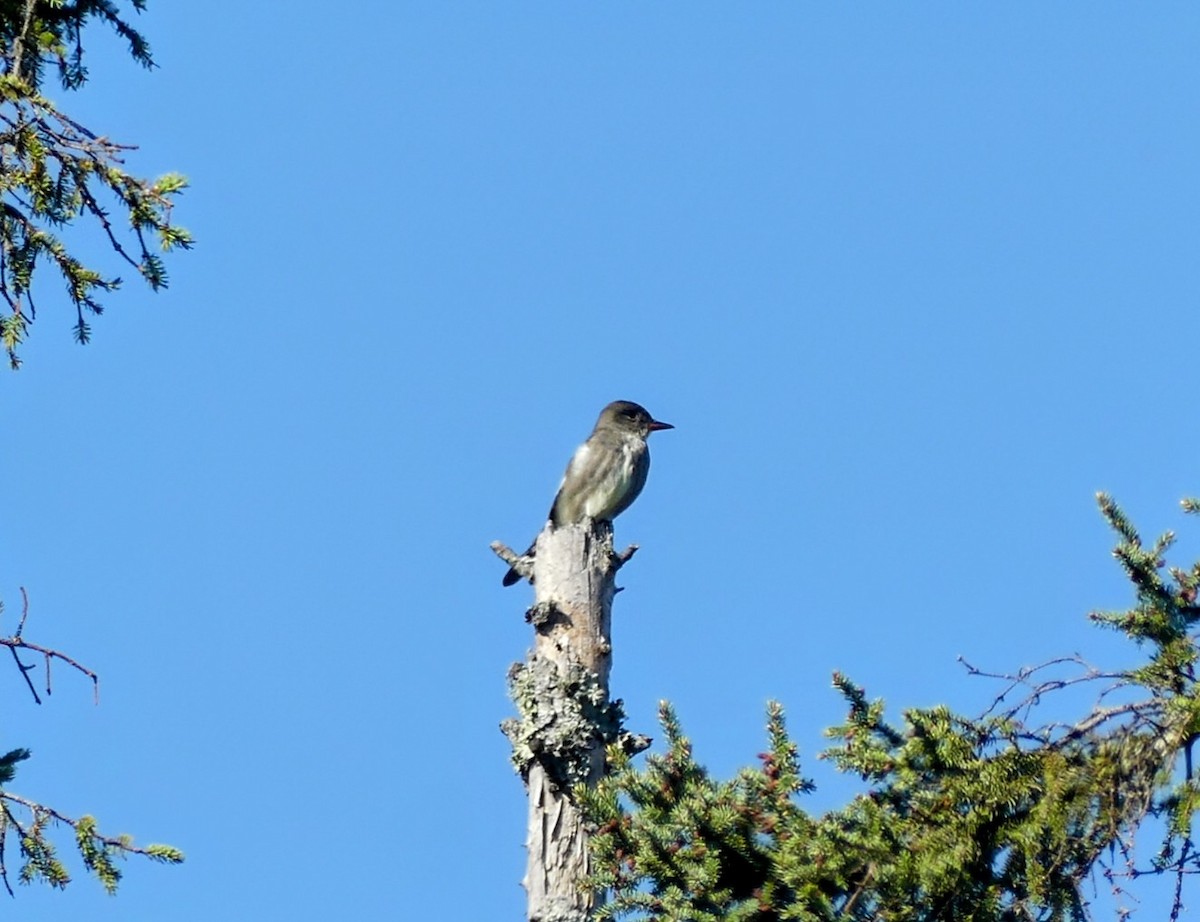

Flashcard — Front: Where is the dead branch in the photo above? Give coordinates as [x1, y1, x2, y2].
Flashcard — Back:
[1, 589, 98, 705]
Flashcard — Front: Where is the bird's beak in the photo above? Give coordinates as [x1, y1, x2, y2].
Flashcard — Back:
[648, 419, 674, 432]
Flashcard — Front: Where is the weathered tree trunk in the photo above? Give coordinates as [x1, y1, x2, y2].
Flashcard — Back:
[497, 520, 631, 922]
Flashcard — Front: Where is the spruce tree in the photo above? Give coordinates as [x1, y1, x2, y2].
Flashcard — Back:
[579, 494, 1200, 920]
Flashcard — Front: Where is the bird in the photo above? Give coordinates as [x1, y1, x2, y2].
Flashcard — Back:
[502, 400, 673, 586]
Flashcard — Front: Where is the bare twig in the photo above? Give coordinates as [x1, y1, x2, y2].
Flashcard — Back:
[613, 544, 639, 569]
[1, 590, 98, 704]
[8, 0, 37, 83]
[1171, 835, 1193, 920]
[961, 654, 1121, 714]
[842, 863, 876, 917]
[6, 644, 38, 703]
[490, 540, 523, 569]
[15, 586, 29, 638]
[0, 806, 9, 897]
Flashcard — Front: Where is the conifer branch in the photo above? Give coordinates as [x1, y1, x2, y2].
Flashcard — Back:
[0, 0, 190, 368]
[0, 792, 183, 895]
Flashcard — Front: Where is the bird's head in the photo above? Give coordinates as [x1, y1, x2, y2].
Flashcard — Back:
[598, 400, 674, 438]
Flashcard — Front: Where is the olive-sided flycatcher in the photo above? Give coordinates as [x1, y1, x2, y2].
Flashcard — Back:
[502, 400, 674, 586]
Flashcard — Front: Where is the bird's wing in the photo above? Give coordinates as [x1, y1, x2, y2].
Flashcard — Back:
[549, 441, 591, 525]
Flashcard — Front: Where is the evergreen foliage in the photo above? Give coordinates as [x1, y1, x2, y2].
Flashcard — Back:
[0, 590, 184, 895]
[581, 495, 1200, 920]
[0, 750, 183, 895]
[0, 0, 190, 369]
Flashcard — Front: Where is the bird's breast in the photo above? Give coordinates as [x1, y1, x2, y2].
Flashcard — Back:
[580, 441, 638, 519]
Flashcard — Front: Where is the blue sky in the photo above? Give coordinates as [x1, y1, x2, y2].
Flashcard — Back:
[5, 3, 1199, 917]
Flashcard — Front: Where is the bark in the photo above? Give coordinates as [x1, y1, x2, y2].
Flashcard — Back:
[498, 520, 630, 922]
